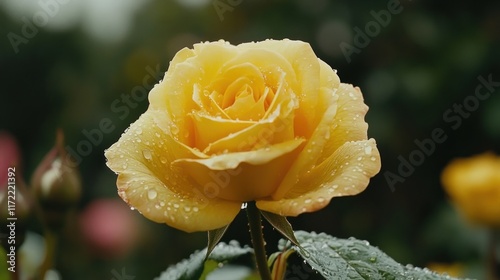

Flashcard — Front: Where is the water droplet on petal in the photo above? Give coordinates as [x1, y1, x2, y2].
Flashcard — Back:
[324, 130, 331, 140]
[136, 128, 142, 135]
[142, 149, 152, 160]
[364, 146, 372, 155]
[147, 189, 157, 200]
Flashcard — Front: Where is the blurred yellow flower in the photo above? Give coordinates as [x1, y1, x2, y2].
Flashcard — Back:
[427, 262, 464, 278]
[105, 39, 381, 232]
[441, 153, 500, 227]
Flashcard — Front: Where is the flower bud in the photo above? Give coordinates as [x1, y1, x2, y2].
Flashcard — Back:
[441, 153, 500, 228]
[31, 130, 81, 230]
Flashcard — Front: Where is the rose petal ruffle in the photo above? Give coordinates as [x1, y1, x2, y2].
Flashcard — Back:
[105, 110, 241, 232]
[173, 138, 305, 201]
[257, 139, 380, 216]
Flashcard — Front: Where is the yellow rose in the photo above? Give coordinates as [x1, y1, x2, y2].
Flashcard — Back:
[105, 39, 381, 232]
[441, 153, 500, 227]
[427, 263, 464, 278]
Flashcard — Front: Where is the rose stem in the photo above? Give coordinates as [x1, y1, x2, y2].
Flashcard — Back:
[246, 201, 272, 280]
[488, 229, 500, 280]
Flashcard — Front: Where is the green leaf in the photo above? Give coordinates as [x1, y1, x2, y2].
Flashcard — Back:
[280, 231, 467, 280]
[261, 210, 301, 248]
[155, 241, 254, 280]
[206, 224, 230, 259]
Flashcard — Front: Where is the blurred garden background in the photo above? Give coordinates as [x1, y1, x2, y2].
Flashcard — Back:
[1, 0, 499, 279]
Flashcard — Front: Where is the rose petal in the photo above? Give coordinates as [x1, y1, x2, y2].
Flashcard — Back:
[190, 113, 255, 151]
[204, 103, 295, 154]
[318, 59, 340, 90]
[272, 86, 338, 199]
[201, 70, 297, 154]
[257, 139, 381, 216]
[212, 63, 266, 107]
[173, 138, 305, 201]
[192, 84, 230, 119]
[318, 84, 369, 163]
[220, 48, 298, 95]
[241, 39, 321, 138]
[105, 110, 241, 232]
[149, 41, 240, 144]
[224, 86, 266, 120]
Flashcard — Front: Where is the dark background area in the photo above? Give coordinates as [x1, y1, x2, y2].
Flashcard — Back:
[1, 0, 499, 279]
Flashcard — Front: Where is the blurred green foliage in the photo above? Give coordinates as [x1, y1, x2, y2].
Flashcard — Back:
[1, 0, 499, 279]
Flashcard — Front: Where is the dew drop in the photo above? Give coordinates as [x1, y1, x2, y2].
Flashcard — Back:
[184, 206, 191, 212]
[364, 145, 372, 155]
[142, 149, 152, 160]
[241, 202, 248, 209]
[147, 190, 157, 200]
[304, 199, 312, 204]
[370, 156, 377, 161]
[193, 207, 199, 212]
[130, 207, 135, 211]
[173, 203, 180, 209]
[160, 157, 167, 164]
[122, 163, 128, 169]
[300, 249, 311, 258]
[136, 128, 142, 135]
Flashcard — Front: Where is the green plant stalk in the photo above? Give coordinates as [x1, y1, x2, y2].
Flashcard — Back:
[246, 202, 272, 280]
[488, 229, 500, 280]
[38, 230, 57, 280]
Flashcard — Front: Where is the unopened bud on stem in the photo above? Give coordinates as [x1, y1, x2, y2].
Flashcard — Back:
[31, 130, 81, 230]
